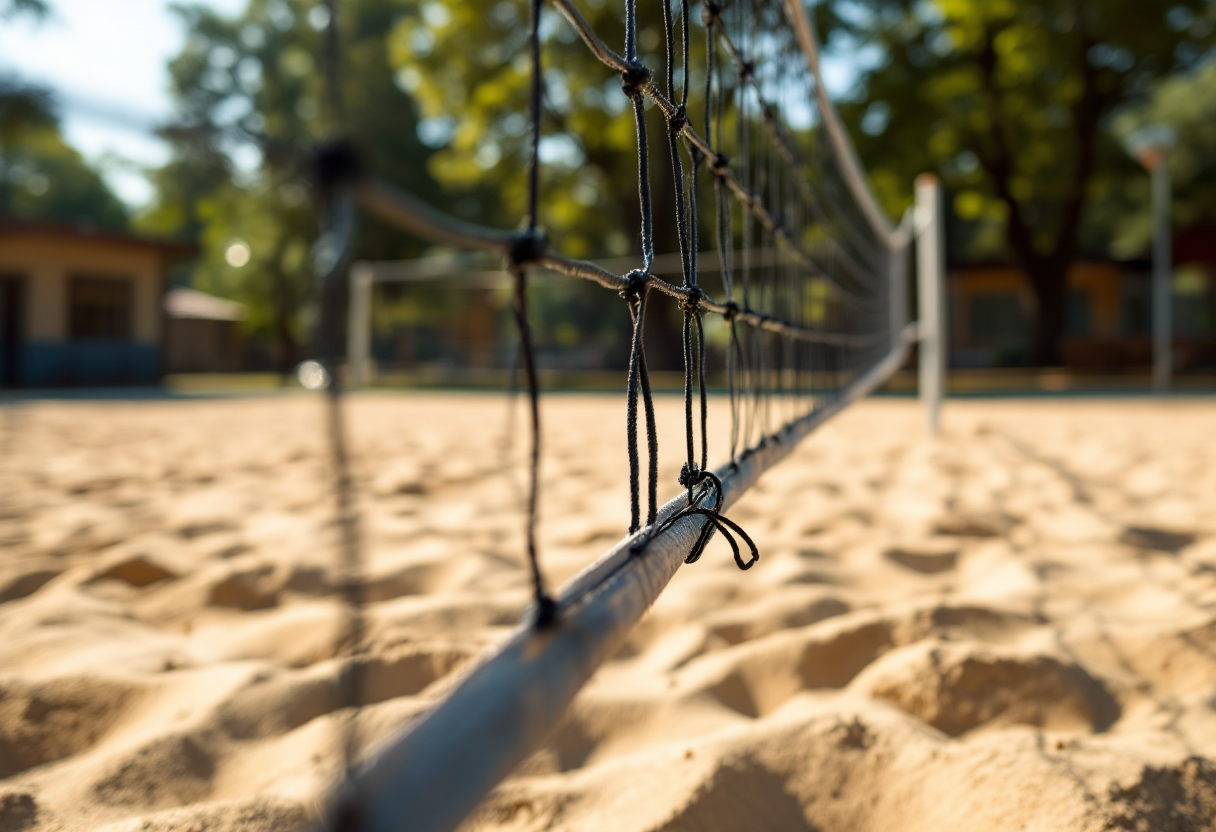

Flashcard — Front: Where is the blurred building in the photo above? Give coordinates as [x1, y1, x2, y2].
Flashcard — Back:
[0, 218, 195, 387]
[163, 288, 247, 374]
[949, 233, 1216, 370]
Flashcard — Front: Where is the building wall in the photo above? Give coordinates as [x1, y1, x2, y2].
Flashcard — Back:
[165, 318, 245, 373]
[947, 260, 1216, 369]
[0, 234, 166, 385]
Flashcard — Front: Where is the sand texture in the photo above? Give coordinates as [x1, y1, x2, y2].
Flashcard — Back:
[2, 394, 1216, 832]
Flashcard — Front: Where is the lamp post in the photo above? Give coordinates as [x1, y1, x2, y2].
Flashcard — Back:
[1125, 125, 1176, 394]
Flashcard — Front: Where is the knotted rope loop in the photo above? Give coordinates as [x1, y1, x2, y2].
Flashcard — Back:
[507, 228, 548, 267]
[628, 463, 758, 572]
[676, 469, 759, 570]
[701, 1, 721, 25]
[620, 61, 651, 99]
[738, 61, 755, 81]
[721, 300, 740, 322]
[683, 508, 760, 570]
[709, 152, 730, 175]
[666, 104, 688, 136]
[618, 268, 649, 302]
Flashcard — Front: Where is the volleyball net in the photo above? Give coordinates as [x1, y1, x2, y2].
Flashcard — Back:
[308, 0, 945, 828]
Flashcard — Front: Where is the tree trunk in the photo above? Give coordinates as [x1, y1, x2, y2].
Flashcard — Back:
[1025, 259, 1069, 367]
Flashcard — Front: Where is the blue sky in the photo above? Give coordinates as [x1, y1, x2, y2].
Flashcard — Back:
[0, 0, 245, 206]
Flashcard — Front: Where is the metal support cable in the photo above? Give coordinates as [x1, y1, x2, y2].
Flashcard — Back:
[356, 176, 881, 347]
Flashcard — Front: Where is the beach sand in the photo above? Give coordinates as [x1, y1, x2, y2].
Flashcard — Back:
[1, 393, 1215, 831]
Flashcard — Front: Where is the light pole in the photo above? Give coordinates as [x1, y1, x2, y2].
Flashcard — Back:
[1125, 125, 1176, 394]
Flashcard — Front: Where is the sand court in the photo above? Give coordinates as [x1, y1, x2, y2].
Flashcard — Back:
[1, 394, 1215, 831]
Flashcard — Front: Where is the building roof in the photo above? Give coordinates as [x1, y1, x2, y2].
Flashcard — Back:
[0, 215, 198, 258]
[164, 288, 247, 321]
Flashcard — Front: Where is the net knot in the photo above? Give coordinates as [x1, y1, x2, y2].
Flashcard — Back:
[667, 105, 688, 135]
[678, 461, 706, 489]
[310, 139, 363, 198]
[739, 61, 755, 81]
[679, 285, 705, 314]
[701, 1, 721, 25]
[507, 228, 548, 267]
[710, 152, 729, 175]
[620, 62, 651, 99]
[762, 103, 778, 123]
[618, 268, 649, 301]
[721, 300, 740, 322]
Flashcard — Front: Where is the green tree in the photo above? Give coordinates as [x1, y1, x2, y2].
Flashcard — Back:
[143, 0, 444, 374]
[1107, 62, 1216, 257]
[0, 0, 128, 231]
[386, 0, 722, 367]
[1, 127, 130, 228]
[830, 0, 1216, 364]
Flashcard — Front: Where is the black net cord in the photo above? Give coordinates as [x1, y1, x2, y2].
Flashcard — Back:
[515, 0, 556, 627]
[643, 0, 755, 572]
[511, 267, 556, 625]
[309, 2, 369, 818]
[620, 0, 659, 537]
[624, 286, 659, 533]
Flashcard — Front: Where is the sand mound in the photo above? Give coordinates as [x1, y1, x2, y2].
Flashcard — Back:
[1, 395, 1215, 831]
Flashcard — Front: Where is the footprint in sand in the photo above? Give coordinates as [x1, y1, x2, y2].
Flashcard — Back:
[1118, 526, 1197, 554]
[0, 676, 142, 779]
[852, 640, 1119, 736]
[884, 546, 958, 574]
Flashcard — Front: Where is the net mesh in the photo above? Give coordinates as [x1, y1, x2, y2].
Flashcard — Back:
[306, 0, 912, 823]
[315, 0, 903, 620]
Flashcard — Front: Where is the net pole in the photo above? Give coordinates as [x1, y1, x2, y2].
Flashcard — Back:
[347, 263, 374, 388]
[316, 324, 918, 832]
[915, 174, 945, 436]
[890, 213, 913, 351]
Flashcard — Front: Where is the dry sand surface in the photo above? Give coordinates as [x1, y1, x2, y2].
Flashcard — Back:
[2, 393, 1216, 832]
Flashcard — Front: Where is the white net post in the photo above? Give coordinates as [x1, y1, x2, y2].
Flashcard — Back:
[915, 174, 945, 436]
[347, 262, 374, 388]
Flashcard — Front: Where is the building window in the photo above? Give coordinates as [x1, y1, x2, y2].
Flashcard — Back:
[69, 277, 132, 339]
[1066, 289, 1090, 337]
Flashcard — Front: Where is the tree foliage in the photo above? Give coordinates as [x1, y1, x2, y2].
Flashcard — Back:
[829, 0, 1216, 363]
[142, 0, 444, 372]
[1, 0, 128, 228]
[387, 0, 741, 367]
[1, 127, 130, 228]
[1108, 61, 1216, 257]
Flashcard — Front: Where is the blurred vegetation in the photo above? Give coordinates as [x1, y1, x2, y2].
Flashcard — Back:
[129, 0, 1216, 370]
[0, 0, 128, 228]
[829, 0, 1216, 364]
[138, 0, 445, 375]
[1109, 62, 1216, 257]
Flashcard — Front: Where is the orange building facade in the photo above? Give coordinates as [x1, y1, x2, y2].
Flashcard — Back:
[948, 253, 1216, 370]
